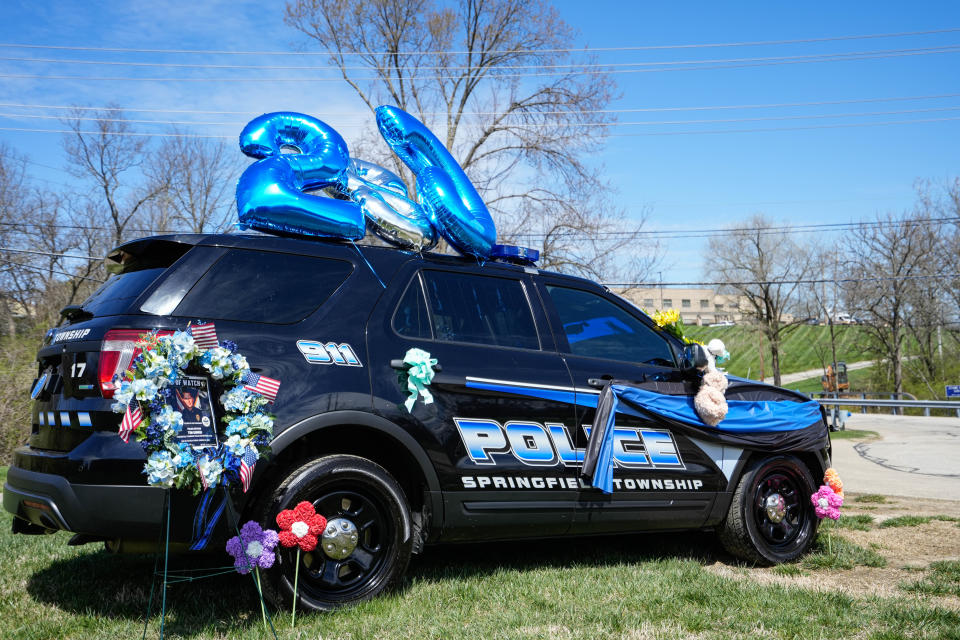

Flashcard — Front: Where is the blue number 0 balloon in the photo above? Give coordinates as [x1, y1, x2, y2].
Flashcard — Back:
[236, 112, 365, 240]
[375, 105, 497, 258]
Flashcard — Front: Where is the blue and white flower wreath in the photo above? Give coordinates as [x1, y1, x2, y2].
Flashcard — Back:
[111, 326, 276, 495]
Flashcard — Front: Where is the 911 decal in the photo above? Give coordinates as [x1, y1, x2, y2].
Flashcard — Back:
[297, 340, 362, 366]
[454, 417, 684, 470]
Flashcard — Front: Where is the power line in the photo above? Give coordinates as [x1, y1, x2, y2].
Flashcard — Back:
[604, 116, 960, 138]
[22, 105, 960, 129]
[0, 257, 104, 282]
[3, 44, 960, 82]
[9, 105, 960, 130]
[514, 216, 960, 240]
[0, 247, 101, 260]
[1, 216, 955, 241]
[603, 273, 960, 288]
[4, 43, 960, 72]
[4, 92, 960, 117]
[7, 114, 960, 140]
[1, 27, 957, 56]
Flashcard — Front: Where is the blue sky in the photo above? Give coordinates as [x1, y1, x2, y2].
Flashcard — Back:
[1, 0, 958, 283]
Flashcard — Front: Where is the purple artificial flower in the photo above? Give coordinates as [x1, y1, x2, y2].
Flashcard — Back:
[225, 520, 279, 574]
[811, 484, 844, 521]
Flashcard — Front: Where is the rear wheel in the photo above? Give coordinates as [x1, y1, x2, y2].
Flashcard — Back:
[257, 455, 413, 610]
[718, 455, 818, 565]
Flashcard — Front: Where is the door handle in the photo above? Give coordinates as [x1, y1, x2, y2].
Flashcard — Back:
[390, 359, 443, 372]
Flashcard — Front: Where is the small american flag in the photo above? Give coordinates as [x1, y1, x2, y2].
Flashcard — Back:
[239, 447, 257, 493]
[118, 401, 142, 443]
[189, 322, 219, 350]
[243, 371, 281, 403]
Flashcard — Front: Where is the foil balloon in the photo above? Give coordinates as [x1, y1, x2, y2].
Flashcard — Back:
[341, 159, 437, 250]
[375, 105, 496, 258]
[236, 112, 365, 240]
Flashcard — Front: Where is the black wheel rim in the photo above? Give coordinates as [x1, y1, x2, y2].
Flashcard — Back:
[752, 468, 806, 549]
[283, 485, 394, 603]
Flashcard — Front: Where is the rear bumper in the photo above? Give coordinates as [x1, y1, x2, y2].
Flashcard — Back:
[4, 465, 165, 539]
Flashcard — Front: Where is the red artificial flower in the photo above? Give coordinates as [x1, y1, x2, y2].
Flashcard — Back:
[276, 500, 327, 552]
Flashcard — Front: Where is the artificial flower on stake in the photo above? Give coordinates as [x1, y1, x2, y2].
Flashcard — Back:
[276, 502, 328, 626]
[401, 347, 438, 412]
[810, 468, 844, 555]
[226, 520, 279, 631]
[824, 467, 843, 498]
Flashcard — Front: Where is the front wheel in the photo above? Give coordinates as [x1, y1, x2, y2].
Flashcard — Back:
[257, 455, 413, 611]
[718, 455, 818, 565]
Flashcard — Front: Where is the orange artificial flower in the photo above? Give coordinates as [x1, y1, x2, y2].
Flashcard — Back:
[824, 468, 843, 497]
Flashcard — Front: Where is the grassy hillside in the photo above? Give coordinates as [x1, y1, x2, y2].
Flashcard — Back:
[684, 324, 874, 379]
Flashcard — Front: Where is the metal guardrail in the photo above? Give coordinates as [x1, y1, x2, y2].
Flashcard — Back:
[815, 396, 960, 418]
[809, 391, 918, 401]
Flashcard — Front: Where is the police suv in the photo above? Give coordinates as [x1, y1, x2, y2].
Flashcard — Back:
[3, 233, 831, 610]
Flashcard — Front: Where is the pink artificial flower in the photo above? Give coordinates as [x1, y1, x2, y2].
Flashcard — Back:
[811, 484, 843, 520]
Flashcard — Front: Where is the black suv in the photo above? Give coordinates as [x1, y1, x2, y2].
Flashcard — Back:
[4, 233, 831, 610]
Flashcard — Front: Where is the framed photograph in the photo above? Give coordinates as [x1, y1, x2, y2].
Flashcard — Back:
[171, 375, 218, 449]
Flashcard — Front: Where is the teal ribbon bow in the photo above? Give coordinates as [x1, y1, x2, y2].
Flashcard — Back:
[403, 348, 438, 412]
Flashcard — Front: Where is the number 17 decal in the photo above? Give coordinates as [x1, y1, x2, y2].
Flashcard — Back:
[297, 340, 363, 367]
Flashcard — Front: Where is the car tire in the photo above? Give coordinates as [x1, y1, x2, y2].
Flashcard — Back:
[718, 455, 818, 565]
[256, 454, 413, 611]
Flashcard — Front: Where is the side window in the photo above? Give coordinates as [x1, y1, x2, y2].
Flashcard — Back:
[546, 286, 676, 366]
[392, 275, 432, 339]
[174, 250, 353, 324]
[422, 271, 539, 350]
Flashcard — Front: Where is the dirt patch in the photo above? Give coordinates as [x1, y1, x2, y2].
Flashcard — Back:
[844, 493, 960, 520]
[705, 496, 960, 610]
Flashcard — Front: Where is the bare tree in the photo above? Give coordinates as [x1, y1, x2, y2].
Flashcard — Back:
[843, 210, 942, 394]
[147, 132, 241, 233]
[0, 144, 31, 334]
[285, 0, 656, 281]
[62, 106, 167, 246]
[705, 214, 814, 386]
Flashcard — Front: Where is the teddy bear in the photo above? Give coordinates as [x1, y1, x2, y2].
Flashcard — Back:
[694, 338, 730, 426]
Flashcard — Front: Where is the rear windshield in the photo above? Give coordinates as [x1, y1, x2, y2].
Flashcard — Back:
[81, 268, 167, 317]
[173, 249, 354, 324]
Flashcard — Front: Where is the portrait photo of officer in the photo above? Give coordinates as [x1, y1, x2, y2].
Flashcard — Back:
[171, 378, 217, 447]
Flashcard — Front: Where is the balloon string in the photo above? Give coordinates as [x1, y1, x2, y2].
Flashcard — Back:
[351, 241, 386, 288]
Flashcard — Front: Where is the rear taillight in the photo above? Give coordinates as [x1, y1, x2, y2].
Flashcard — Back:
[99, 329, 172, 398]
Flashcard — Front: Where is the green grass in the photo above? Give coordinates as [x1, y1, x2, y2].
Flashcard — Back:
[802, 527, 887, 570]
[828, 429, 880, 440]
[0, 465, 7, 489]
[833, 514, 875, 531]
[3, 511, 959, 640]
[685, 325, 874, 379]
[854, 494, 889, 504]
[902, 561, 960, 598]
[880, 515, 960, 528]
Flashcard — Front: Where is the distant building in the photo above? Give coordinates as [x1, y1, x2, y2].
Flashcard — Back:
[613, 287, 748, 326]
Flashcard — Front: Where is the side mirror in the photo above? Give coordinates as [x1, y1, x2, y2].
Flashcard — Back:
[680, 343, 708, 371]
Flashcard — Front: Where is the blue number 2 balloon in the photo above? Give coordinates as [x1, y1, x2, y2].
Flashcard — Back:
[236, 112, 365, 240]
[375, 105, 497, 258]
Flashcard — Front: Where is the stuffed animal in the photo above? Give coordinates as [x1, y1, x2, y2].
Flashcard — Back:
[694, 338, 730, 426]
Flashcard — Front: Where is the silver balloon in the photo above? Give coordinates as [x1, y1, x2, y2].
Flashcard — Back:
[341, 158, 437, 251]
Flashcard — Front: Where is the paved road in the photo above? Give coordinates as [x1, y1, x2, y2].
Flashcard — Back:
[831, 413, 960, 500]
[777, 359, 874, 386]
